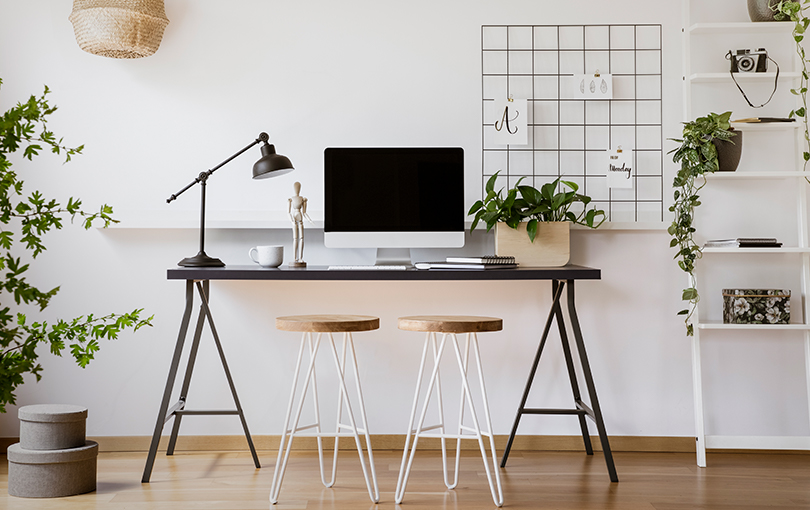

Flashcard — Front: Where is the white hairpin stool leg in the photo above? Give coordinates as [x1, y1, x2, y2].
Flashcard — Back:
[450, 333, 503, 507]
[395, 332, 449, 504]
[326, 332, 379, 503]
[270, 332, 323, 505]
[345, 332, 380, 502]
[395, 331, 432, 504]
[431, 333, 455, 490]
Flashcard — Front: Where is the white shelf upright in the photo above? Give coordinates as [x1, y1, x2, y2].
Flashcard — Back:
[682, 0, 810, 467]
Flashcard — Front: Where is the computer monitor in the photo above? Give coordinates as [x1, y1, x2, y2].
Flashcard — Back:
[324, 147, 465, 265]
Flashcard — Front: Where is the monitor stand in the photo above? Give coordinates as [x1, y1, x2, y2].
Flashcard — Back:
[375, 248, 413, 267]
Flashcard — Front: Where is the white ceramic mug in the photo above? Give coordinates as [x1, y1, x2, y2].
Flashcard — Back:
[249, 245, 283, 268]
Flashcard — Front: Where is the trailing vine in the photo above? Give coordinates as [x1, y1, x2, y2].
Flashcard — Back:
[668, 112, 735, 336]
[774, 1, 810, 175]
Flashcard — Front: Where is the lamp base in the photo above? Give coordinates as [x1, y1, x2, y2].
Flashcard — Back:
[178, 251, 225, 267]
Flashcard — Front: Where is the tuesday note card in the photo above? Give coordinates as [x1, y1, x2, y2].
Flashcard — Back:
[606, 148, 633, 189]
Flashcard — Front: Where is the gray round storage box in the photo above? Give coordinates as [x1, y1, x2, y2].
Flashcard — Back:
[7, 440, 98, 498]
[19, 404, 87, 450]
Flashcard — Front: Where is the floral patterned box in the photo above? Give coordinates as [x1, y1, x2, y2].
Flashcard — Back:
[722, 289, 791, 324]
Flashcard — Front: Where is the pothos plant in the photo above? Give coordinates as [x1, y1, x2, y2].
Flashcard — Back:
[468, 171, 606, 241]
[773, 1, 810, 175]
[0, 79, 153, 413]
[668, 111, 736, 336]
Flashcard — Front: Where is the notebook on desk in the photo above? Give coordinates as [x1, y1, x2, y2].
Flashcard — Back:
[414, 261, 518, 270]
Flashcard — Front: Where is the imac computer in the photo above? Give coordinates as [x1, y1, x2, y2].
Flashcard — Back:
[324, 147, 465, 267]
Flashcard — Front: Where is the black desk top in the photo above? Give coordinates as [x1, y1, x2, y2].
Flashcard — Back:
[167, 265, 600, 281]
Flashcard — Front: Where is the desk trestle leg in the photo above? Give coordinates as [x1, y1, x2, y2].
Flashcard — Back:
[500, 279, 618, 483]
[142, 280, 260, 483]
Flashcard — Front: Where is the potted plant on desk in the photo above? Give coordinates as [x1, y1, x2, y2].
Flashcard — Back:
[468, 172, 606, 267]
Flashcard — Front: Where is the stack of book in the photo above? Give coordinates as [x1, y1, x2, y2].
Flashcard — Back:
[414, 255, 517, 270]
[704, 238, 782, 248]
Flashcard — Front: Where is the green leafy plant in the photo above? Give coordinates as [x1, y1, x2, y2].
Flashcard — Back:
[668, 111, 736, 336]
[0, 78, 153, 413]
[468, 172, 606, 241]
[773, 1, 810, 174]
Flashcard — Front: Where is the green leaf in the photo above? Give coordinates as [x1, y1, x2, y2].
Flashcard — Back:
[526, 219, 538, 242]
[484, 172, 499, 194]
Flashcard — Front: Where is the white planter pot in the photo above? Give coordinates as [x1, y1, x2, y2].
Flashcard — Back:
[495, 222, 570, 267]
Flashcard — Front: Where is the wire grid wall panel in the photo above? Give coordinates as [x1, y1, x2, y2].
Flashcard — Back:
[481, 25, 664, 223]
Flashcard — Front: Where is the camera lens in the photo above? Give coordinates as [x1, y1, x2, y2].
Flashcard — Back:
[737, 55, 755, 72]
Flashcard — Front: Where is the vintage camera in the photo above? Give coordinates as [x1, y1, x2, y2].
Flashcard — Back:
[729, 48, 768, 73]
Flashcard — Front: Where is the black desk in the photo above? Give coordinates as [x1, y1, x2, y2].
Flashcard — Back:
[142, 265, 618, 483]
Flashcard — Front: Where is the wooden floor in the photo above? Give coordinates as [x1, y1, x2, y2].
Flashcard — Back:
[2, 449, 810, 509]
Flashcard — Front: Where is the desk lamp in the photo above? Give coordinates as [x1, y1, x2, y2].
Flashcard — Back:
[167, 132, 294, 267]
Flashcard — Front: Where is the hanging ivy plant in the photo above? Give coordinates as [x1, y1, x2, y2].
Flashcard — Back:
[668, 112, 735, 336]
[773, 1, 810, 174]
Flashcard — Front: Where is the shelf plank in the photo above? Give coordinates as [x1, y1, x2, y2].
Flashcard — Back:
[698, 322, 810, 331]
[705, 171, 808, 179]
[690, 72, 800, 83]
[730, 122, 801, 131]
[689, 22, 795, 34]
[702, 247, 810, 253]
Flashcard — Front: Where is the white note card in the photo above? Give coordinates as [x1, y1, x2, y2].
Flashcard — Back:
[572, 74, 613, 100]
[606, 148, 633, 188]
[491, 99, 528, 146]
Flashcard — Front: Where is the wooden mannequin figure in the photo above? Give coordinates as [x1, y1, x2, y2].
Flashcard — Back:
[288, 181, 313, 267]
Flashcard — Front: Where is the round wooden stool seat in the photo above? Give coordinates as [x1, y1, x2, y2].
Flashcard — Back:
[398, 315, 502, 334]
[275, 314, 379, 333]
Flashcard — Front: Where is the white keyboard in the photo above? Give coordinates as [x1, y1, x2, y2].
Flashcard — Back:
[327, 265, 409, 271]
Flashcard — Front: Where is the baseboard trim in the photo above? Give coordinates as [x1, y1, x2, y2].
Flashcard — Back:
[1, 434, 692, 453]
[2, 434, 806, 454]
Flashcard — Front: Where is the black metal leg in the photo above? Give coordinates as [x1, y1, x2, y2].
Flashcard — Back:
[166, 294, 207, 456]
[554, 288, 593, 455]
[142, 280, 195, 483]
[195, 281, 261, 469]
[566, 280, 618, 483]
[501, 280, 566, 468]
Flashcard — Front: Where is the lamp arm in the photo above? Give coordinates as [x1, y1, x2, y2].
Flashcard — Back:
[166, 132, 270, 203]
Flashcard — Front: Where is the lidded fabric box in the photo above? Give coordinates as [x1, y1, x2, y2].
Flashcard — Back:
[7, 441, 98, 498]
[8, 404, 96, 498]
[19, 404, 87, 450]
[722, 289, 790, 324]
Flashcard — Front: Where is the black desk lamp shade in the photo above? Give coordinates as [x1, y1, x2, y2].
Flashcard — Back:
[167, 132, 294, 267]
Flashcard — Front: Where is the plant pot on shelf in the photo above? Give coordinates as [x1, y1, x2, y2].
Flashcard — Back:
[712, 130, 743, 171]
[747, 0, 786, 22]
[495, 222, 570, 267]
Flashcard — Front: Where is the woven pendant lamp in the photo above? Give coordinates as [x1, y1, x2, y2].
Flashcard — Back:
[69, 0, 169, 59]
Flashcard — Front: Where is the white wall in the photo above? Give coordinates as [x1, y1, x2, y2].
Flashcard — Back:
[0, 0, 807, 442]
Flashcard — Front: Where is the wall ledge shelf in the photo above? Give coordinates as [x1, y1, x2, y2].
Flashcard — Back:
[101, 211, 667, 231]
[697, 322, 810, 331]
[689, 22, 794, 34]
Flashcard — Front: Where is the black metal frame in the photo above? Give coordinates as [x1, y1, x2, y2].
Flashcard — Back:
[143, 265, 615, 483]
[500, 279, 618, 482]
[141, 280, 260, 483]
[481, 24, 665, 223]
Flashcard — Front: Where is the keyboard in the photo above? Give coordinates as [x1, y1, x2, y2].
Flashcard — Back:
[327, 265, 409, 271]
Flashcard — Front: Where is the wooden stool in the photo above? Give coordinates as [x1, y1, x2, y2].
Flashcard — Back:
[269, 315, 380, 504]
[394, 315, 504, 507]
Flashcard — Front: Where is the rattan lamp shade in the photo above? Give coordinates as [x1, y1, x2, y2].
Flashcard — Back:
[69, 0, 169, 59]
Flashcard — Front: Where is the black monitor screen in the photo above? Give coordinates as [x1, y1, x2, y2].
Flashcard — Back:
[324, 147, 464, 232]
